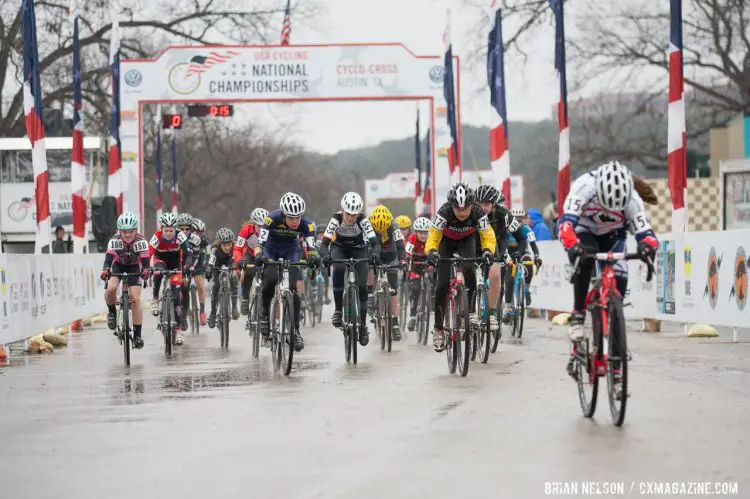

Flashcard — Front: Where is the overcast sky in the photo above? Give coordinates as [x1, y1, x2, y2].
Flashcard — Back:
[248, 0, 558, 154]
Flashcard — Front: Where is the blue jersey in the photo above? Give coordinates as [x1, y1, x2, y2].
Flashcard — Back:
[507, 223, 534, 250]
[258, 209, 316, 259]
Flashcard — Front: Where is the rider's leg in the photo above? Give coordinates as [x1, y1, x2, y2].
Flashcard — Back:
[130, 284, 144, 347]
[487, 263, 502, 311]
[330, 246, 346, 326]
[104, 275, 120, 330]
[432, 239, 454, 350]
[208, 271, 220, 327]
[387, 265, 401, 339]
[230, 272, 240, 319]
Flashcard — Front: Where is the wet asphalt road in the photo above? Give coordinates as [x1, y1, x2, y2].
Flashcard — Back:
[1, 306, 748, 499]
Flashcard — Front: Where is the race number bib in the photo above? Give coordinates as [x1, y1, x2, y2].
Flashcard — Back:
[133, 239, 149, 253]
[108, 238, 124, 251]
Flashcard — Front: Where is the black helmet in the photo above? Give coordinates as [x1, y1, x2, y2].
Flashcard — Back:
[447, 182, 474, 208]
[475, 184, 501, 204]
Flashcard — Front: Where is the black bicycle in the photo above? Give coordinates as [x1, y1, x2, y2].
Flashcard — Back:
[372, 263, 401, 352]
[245, 266, 263, 358]
[329, 258, 370, 364]
[153, 268, 182, 356]
[215, 265, 237, 348]
[184, 273, 200, 335]
[412, 261, 433, 346]
[106, 271, 145, 366]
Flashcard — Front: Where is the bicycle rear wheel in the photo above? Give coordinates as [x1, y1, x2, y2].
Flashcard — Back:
[190, 284, 199, 335]
[576, 308, 601, 418]
[446, 295, 457, 374]
[308, 279, 317, 328]
[280, 293, 294, 375]
[270, 298, 281, 372]
[162, 291, 173, 356]
[315, 282, 324, 322]
[512, 276, 526, 339]
[474, 284, 491, 364]
[398, 275, 408, 339]
[457, 287, 471, 377]
[343, 285, 352, 363]
[121, 293, 131, 366]
[383, 283, 392, 353]
[607, 295, 628, 427]
[248, 287, 261, 358]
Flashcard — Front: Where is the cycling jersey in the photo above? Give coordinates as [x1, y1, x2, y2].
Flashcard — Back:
[559, 171, 656, 247]
[149, 230, 191, 268]
[507, 223, 540, 256]
[233, 223, 258, 263]
[257, 209, 316, 257]
[321, 212, 378, 250]
[482, 204, 519, 256]
[207, 245, 236, 271]
[103, 234, 150, 269]
[375, 220, 406, 260]
[405, 232, 426, 259]
[426, 202, 496, 254]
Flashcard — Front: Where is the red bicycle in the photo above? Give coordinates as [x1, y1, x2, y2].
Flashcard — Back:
[567, 250, 654, 427]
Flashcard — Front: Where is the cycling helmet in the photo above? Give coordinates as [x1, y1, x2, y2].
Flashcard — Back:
[117, 212, 138, 230]
[341, 192, 364, 214]
[176, 212, 193, 227]
[395, 215, 412, 230]
[510, 208, 526, 218]
[413, 217, 431, 232]
[250, 207, 268, 226]
[160, 212, 177, 228]
[191, 218, 206, 232]
[369, 205, 393, 233]
[594, 161, 633, 211]
[280, 192, 306, 216]
[447, 181, 474, 208]
[475, 184, 501, 204]
[216, 227, 235, 243]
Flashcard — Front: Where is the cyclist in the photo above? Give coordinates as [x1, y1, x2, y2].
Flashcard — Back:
[206, 227, 240, 328]
[320, 192, 380, 346]
[395, 215, 412, 240]
[368, 205, 406, 341]
[501, 207, 543, 324]
[101, 212, 150, 349]
[315, 224, 332, 304]
[176, 212, 200, 331]
[149, 212, 192, 346]
[236, 207, 266, 315]
[405, 216, 431, 332]
[474, 184, 516, 331]
[191, 218, 211, 326]
[425, 182, 496, 351]
[254, 192, 319, 351]
[559, 161, 657, 345]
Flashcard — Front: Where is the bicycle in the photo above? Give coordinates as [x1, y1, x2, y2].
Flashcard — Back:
[372, 263, 400, 352]
[185, 273, 200, 335]
[245, 267, 263, 358]
[153, 268, 182, 356]
[471, 261, 492, 364]
[106, 271, 144, 366]
[502, 254, 535, 341]
[311, 265, 325, 324]
[409, 260, 433, 346]
[263, 260, 308, 375]
[567, 250, 654, 427]
[397, 263, 409, 340]
[215, 265, 237, 348]
[300, 265, 315, 328]
[436, 256, 485, 377]
[329, 258, 371, 364]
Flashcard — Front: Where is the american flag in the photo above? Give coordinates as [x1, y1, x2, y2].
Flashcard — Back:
[668, 0, 687, 232]
[71, 0, 87, 252]
[550, 0, 570, 217]
[170, 127, 178, 213]
[423, 129, 432, 210]
[415, 107, 422, 199]
[488, 8, 511, 208]
[184, 51, 241, 77]
[22, 0, 51, 253]
[155, 105, 164, 227]
[108, 12, 123, 215]
[281, 0, 292, 46]
[443, 10, 460, 179]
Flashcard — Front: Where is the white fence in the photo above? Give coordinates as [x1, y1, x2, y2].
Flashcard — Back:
[0, 254, 106, 345]
[530, 229, 750, 329]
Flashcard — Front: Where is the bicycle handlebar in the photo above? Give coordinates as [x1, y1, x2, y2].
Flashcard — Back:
[328, 258, 371, 266]
[575, 251, 655, 282]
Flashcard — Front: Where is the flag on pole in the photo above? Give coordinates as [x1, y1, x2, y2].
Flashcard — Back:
[107, 11, 123, 215]
[170, 128, 178, 213]
[71, 0, 87, 253]
[443, 9, 460, 179]
[155, 105, 164, 227]
[488, 8, 511, 208]
[668, 0, 687, 233]
[550, 0, 570, 217]
[423, 129, 432, 212]
[22, 0, 51, 253]
[415, 107, 422, 198]
[281, 0, 292, 45]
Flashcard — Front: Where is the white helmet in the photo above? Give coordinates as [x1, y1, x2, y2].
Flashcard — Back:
[340, 192, 363, 214]
[595, 161, 633, 211]
[413, 217, 431, 232]
[117, 212, 138, 230]
[510, 208, 526, 218]
[160, 212, 177, 228]
[250, 207, 268, 225]
[280, 192, 306, 216]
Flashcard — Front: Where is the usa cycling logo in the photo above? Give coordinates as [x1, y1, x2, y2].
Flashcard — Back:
[429, 66, 444, 83]
[124, 69, 142, 87]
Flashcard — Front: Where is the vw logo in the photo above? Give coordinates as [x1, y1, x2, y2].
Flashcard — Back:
[429, 66, 444, 83]
[124, 69, 142, 87]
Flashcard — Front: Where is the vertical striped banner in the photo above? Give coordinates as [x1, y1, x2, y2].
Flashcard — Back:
[107, 10, 123, 215]
[414, 105, 422, 215]
[443, 9, 461, 184]
[280, 0, 291, 45]
[170, 126, 178, 214]
[550, 0, 570, 216]
[70, 0, 87, 253]
[155, 105, 164, 228]
[487, 8, 511, 207]
[668, 0, 688, 232]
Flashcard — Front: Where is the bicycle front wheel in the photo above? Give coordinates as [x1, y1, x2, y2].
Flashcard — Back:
[457, 287, 471, 377]
[446, 294, 457, 374]
[576, 308, 601, 418]
[190, 284, 200, 335]
[383, 283, 392, 353]
[121, 292, 131, 366]
[607, 295, 628, 427]
[221, 287, 231, 348]
[398, 275, 408, 340]
[474, 284, 491, 364]
[161, 291, 173, 356]
[512, 276, 526, 339]
[248, 287, 261, 358]
[343, 284, 352, 363]
[347, 285, 359, 364]
[280, 292, 294, 375]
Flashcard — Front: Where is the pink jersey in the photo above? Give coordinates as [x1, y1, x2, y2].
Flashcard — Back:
[106, 233, 150, 266]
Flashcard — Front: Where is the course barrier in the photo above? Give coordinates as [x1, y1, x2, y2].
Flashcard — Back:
[0, 254, 105, 346]
[529, 229, 749, 334]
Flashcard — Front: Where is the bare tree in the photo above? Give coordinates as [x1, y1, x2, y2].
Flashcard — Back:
[0, 0, 324, 137]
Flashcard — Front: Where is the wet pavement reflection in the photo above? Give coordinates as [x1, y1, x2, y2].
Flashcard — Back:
[1, 306, 749, 498]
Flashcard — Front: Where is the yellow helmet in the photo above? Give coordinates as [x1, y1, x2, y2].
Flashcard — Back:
[395, 215, 412, 230]
[369, 205, 393, 233]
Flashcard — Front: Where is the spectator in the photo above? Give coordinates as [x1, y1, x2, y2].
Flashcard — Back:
[52, 226, 68, 254]
[527, 208, 553, 241]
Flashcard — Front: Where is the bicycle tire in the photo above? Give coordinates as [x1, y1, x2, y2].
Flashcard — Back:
[457, 287, 471, 377]
[398, 275, 408, 340]
[607, 295, 628, 427]
[281, 292, 294, 375]
[513, 275, 526, 339]
[576, 307, 601, 418]
[270, 298, 281, 372]
[475, 284, 491, 364]
[121, 290, 131, 366]
[422, 277, 431, 346]
[416, 279, 426, 345]
[221, 277, 231, 348]
[347, 284, 359, 364]
[316, 281, 324, 322]
[309, 281, 317, 328]
[249, 286, 261, 358]
[491, 282, 503, 353]
[343, 283, 352, 363]
[162, 289, 173, 356]
[190, 283, 199, 335]
[446, 291, 458, 374]
[383, 282, 392, 353]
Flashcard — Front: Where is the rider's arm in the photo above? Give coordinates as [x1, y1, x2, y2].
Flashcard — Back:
[425, 213, 444, 253]
[302, 219, 317, 256]
[319, 217, 339, 257]
[103, 238, 118, 270]
[520, 225, 540, 256]
[626, 192, 658, 248]
[476, 210, 496, 253]
[558, 175, 592, 249]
